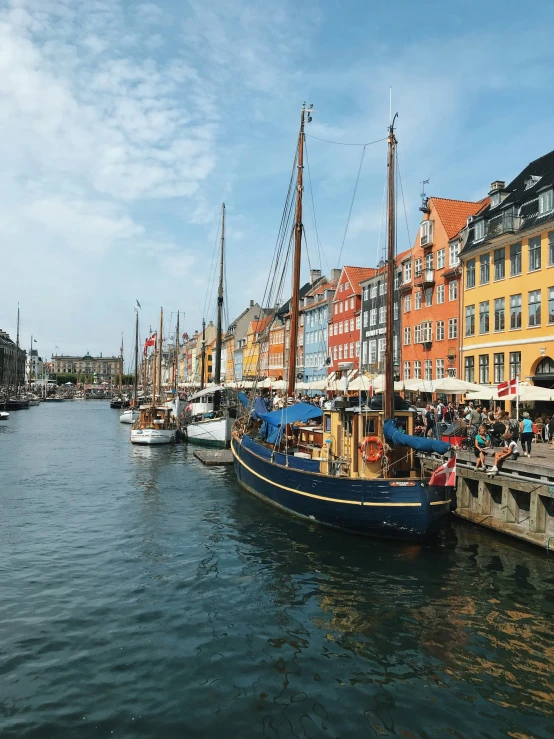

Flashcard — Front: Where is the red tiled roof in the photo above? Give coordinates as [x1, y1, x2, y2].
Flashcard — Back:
[431, 197, 488, 239]
[395, 247, 412, 264]
[249, 316, 271, 333]
[342, 266, 377, 294]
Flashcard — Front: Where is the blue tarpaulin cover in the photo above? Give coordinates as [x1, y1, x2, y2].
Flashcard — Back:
[238, 392, 249, 407]
[384, 419, 450, 456]
[256, 402, 322, 445]
[252, 395, 271, 420]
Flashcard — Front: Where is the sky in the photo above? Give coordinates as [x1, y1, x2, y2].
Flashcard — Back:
[2, 0, 554, 361]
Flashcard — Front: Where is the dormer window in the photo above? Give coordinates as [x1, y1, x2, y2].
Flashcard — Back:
[525, 175, 542, 190]
[539, 188, 553, 215]
[420, 220, 434, 246]
[490, 192, 501, 208]
[474, 219, 485, 241]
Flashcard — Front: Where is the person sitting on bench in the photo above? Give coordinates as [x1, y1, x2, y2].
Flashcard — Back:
[488, 431, 519, 475]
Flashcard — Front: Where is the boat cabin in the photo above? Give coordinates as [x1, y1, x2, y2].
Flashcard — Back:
[134, 405, 177, 431]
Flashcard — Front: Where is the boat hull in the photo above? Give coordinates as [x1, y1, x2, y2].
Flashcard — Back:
[130, 428, 175, 445]
[185, 416, 231, 446]
[5, 399, 30, 410]
[120, 409, 140, 424]
[231, 436, 450, 542]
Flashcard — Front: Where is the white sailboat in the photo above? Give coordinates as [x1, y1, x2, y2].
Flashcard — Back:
[131, 308, 177, 445]
[120, 308, 140, 424]
[183, 204, 232, 447]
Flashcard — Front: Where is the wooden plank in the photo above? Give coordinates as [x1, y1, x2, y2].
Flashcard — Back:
[193, 449, 233, 466]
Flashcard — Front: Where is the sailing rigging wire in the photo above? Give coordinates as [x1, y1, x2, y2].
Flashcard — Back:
[303, 137, 329, 274]
[336, 144, 367, 267]
[202, 217, 222, 324]
[396, 147, 413, 252]
[306, 134, 388, 147]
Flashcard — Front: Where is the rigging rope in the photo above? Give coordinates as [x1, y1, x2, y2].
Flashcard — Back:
[336, 144, 367, 267]
[306, 134, 387, 147]
[304, 137, 329, 274]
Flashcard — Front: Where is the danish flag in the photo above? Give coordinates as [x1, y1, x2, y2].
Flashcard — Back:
[143, 332, 157, 356]
[429, 455, 456, 487]
[497, 376, 518, 396]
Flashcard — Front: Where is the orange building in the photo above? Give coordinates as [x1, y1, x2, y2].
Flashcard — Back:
[267, 316, 285, 379]
[399, 196, 487, 384]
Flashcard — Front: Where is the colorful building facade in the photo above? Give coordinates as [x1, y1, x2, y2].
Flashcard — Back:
[460, 151, 554, 387]
[328, 266, 375, 372]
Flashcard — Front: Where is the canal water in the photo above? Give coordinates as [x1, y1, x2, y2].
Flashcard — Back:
[1, 402, 554, 738]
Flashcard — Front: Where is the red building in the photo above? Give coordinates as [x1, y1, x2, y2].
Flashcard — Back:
[328, 266, 376, 372]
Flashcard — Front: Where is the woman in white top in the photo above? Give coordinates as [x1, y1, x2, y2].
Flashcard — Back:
[488, 431, 519, 476]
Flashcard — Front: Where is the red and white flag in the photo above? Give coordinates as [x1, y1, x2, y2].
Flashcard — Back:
[143, 332, 157, 356]
[497, 376, 518, 396]
[429, 455, 456, 487]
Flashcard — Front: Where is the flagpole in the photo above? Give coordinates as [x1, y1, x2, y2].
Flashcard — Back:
[516, 373, 519, 422]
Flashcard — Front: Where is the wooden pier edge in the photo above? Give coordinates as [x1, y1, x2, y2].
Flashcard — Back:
[193, 449, 233, 466]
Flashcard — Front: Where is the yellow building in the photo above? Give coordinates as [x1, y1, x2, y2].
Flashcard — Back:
[460, 151, 554, 388]
[241, 317, 271, 379]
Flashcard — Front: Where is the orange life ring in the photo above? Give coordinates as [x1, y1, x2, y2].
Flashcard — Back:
[359, 436, 383, 464]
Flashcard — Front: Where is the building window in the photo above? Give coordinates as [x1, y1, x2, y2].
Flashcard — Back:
[378, 338, 386, 361]
[425, 287, 433, 307]
[378, 306, 386, 324]
[394, 303, 398, 320]
[362, 341, 368, 365]
[338, 345, 343, 360]
[363, 311, 368, 328]
[378, 281, 386, 296]
[510, 294, 522, 329]
[334, 303, 338, 315]
[479, 355, 489, 384]
[421, 220, 433, 245]
[403, 327, 411, 345]
[404, 295, 411, 312]
[449, 281, 458, 301]
[493, 353, 505, 383]
[539, 188, 553, 215]
[494, 297, 505, 331]
[349, 318, 354, 332]
[528, 289, 541, 327]
[474, 220, 485, 241]
[549, 287, 554, 324]
[414, 360, 421, 379]
[437, 249, 445, 269]
[425, 253, 433, 271]
[448, 318, 458, 339]
[370, 341, 377, 363]
[436, 321, 444, 341]
[404, 361, 410, 380]
[510, 242, 522, 276]
[465, 305, 475, 336]
[355, 341, 360, 357]
[449, 242, 459, 267]
[339, 321, 343, 334]
[370, 284, 377, 299]
[509, 351, 521, 379]
[414, 291, 422, 310]
[422, 321, 433, 342]
[403, 261, 412, 283]
[369, 309, 376, 326]
[466, 259, 475, 289]
[415, 258, 422, 277]
[436, 359, 445, 379]
[529, 236, 541, 271]
[480, 254, 490, 285]
[340, 302, 343, 313]
[355, 315, 361, 330]
[479, 301, 489, 334]
[350, 342, 354, 358]
[424, 359, 432, 381]
[549, 232, 554, 267]
[333, 346, 338, 360]
[363, 287, 369, 300]
[414, 324, 421, 344]
[437, 284, 444, 304]
[350, 297, 355, 310]
[494, 248, 505, 280]
[464, 356, 475, 383]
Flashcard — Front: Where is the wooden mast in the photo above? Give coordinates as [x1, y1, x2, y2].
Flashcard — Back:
[173, 311, 180, 394]
[200, 319, 206, 390]
[384, 114, 398, 424]
[214, 203, 225, 385]
[133, 310, 139, 409]
[15, 303, 20, 394]
[287, 104, 311, 398]
[157, 308, 163, 402]
[151, 334, 157, 408]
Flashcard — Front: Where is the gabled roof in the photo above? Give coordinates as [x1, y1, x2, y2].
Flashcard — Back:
[431, 197, 488, 240]
[277, 281, 313, 317]
[340, 266, 377, 295]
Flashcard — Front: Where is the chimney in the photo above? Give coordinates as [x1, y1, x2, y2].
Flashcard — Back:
[250, 299, 254, 307]
[489, 180, 505, 193]
[330, 268, 341, 282]
[310, 268, 322, 285]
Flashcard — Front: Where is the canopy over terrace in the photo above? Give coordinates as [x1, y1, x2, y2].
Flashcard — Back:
[466, 383, 554, 402]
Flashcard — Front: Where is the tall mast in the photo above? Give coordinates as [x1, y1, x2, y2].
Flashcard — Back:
[158, 308, 163, 401]
[151, 334, 157, 408]
[133, 310, 139, 408]
[214, 203, 225, 385]
[29, 334, 33, 387]
[287, 103, 312, 398]
[174, 311, 180, 394]
[200, 319, 206, 391]
[384, 114, 398, 422]
[119, 335, 123, 396]
[16, 304, 20, 393]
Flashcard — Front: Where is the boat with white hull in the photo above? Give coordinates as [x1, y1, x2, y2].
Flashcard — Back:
[120, 408, 140, 424]
[183, 386, 233, 446]
[131, 424, 175, 445]
[186, 414, 232, 445]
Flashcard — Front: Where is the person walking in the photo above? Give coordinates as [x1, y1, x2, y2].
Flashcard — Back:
[424, 404, 436, 438]
[519, 411, 534, 458]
